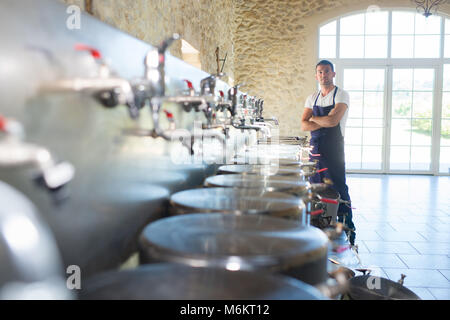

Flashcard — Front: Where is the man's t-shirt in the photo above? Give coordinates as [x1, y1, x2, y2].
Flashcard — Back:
[304, 86, 350, 137]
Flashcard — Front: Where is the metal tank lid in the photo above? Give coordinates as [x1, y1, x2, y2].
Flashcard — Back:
[139, 213, 329, 271]
[170, 187, 305, 217]
[80, 263, 327, 300]
[218, 164, 306, 176]
[204, 173, 311, 193]
[231, 156, 313, 167]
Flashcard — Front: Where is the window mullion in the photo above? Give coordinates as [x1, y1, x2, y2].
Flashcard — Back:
[388, 10, 392, 61]
[433, 65, 443, 174]
[440, 17, 445, 59]
[336, 18, 341, 58]
[384, 66, 393, 173]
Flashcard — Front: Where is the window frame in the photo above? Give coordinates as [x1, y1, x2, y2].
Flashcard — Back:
[317, 8, 450, 176]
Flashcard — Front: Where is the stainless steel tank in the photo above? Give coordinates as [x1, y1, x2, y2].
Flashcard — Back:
[169, 187, 305, 220]
[79, 263, 327, 300]
[139, 213, 330, 285]
[0, 181, 71, 299]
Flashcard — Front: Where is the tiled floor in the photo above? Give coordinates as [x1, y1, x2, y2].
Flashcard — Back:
[347, 174, 450, 300]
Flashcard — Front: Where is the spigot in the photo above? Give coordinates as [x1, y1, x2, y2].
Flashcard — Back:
[164, 80, 217, 122]
[398, 274, 406, 286]
[200, 73, 225, 96]
[216, 90, 231, 113]
[145, 33, 180, 97]
[41, 44, 141, 119]
[201, 122, 229, 139]
[74, 43, 107, 76]
[264, 116, 279, 126]
[0, 115, 75, 192]
[255, 99, 265, 119]
[139, 34, 224, 144]
[250, 97, 256, 109]
[135, 35, 230, 154]
[247, 122, 272, 139]
[203, 104, 215, 126]
[163, 110, 176, 131]
[183, 79, 195, 97]
[242, 94, 247, 109]
[144, 34, 183, 141]
[226, 86, 238, 117]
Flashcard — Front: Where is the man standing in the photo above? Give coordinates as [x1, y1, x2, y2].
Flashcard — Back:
[301, 60, 356, 245]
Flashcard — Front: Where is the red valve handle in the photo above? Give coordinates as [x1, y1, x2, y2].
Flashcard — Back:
[334, 245, 351, 253]
[74, 43, 102, 59]
[320, 198, 339, 205]
[219, 90, 224, 98]
[309, 152, 321, 157]
[163, 110, 174, 119]
[310, 209, 324, 216]
[183, 79, 194, 90]
[316, 167, 328, 173]
[0, 115, 7, 132]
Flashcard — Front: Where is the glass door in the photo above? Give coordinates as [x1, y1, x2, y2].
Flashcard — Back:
[440, 65, 450, 174]
[389, 68, 434, 173]
[343, 68, 386, 172]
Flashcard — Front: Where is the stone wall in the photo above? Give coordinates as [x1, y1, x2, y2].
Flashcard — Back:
[59, 0, 236, 83]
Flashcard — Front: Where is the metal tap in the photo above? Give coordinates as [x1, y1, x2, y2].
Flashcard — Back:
[262, 116, 279, 126]
[216, 90, 231, 113]
[114, 34, 228, 155]
[241, 94, 248, 110]
[144, 35, 225, 143]
[200, 73, 225, 96]
[226, 85, 239, 117]
[40, 44, 141, 119]
[201, 123, 229, 140]
[398, 274, 407, 286]
[0, 115, 75, 192]
[144, 33, 180, 97]
[254, 99, 264, 120]
[144, 34, 192, 146]
[245, 122, 272, 138]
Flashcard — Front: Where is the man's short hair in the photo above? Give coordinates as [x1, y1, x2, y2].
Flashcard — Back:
[316, 60, 334, 72]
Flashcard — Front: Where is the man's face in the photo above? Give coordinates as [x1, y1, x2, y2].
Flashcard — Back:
[315, 64, 335, 86]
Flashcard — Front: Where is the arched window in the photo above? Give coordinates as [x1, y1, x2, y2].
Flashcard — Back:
[319, 9, 450, 175]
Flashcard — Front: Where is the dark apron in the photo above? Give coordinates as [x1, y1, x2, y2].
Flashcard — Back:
[309, 87, 356, 244]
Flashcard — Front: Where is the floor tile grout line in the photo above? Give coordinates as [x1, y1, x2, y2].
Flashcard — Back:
[395, 253, 410, 269]
[424, 288, 439, 300]
[362, 240, 424, 255]
[408, 287, 438, 300]
[428, 289, 441, 300]
[437, 270, 450, 282]
[384, 266, 450, 271]
[407, 241, 422, 255]
[358, 240, 370, 254]
[416, 231, 429, 241]
[348, 174, 450, 293]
